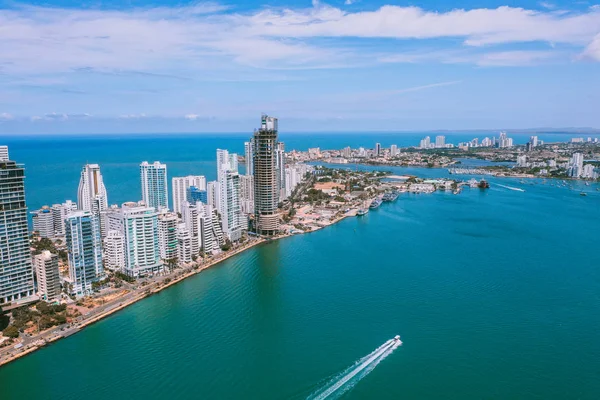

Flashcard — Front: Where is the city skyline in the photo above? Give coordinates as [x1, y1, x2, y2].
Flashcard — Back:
[1, 0, 600, 134]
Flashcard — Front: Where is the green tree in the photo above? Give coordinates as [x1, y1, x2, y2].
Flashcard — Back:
[0, 304, 8, 331]
[3, 325, 19, 338]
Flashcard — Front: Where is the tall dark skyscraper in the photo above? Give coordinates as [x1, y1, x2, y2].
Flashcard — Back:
[0, 147, 35, 304]
[252, 115, 280, 236]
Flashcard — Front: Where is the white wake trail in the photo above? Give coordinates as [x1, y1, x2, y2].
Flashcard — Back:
[496, 183, 525, 192]
[307, 337, 402, 400]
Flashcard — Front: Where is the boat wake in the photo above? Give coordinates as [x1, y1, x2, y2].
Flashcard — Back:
[496, 184, 525, 192]
[307, 336, 402, 400]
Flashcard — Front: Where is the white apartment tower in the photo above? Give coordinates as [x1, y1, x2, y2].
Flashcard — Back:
[140, 161, 168, 211]
[32, 206, 55, 238]
[158, 212, 178, 260]
[435, 136, 446, 148]
[103, 230, 125, 272]
[51, 200, 77, 237]
[106, 203, 161, 278]
[33, 251, 61, 302]
[216, 149, 243, 241]
[77, 164, 108, 214]
[244, 140, 254, 176]
[172, 175, 206, 214]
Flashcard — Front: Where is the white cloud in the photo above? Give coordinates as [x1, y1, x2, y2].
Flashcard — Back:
[119, 113, 147, 119]
[381, 49, 562, 66]
[0, 113, 14, 121]
[185, 114, 200, 120]
[0, 1, 599, 79]
[539, 2, 556, 10]
[344, 0, 354, 5]
[581, 33, 600, 60]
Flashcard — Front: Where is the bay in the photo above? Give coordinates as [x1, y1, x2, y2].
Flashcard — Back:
[0, 133, 599, 399]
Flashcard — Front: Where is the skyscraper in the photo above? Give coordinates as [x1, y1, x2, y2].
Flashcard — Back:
[244, 140, 254, 176]
[33, 251, 61, 302]
[140, 161, 168, 211]
[0, 150, 35, 304]
[390, 145, 398, 157]
[65, 210, 103, 297]
[216, 149, 243, 241]
[435, 136, 446, 148]
[106, 203, 161, 278]
[77, 164, 108, 214]
[252, 114, 280, 236]
[276, 142, 286, 202]
[375, 143, 381, 156]
[157, 212, 178, 261]
[172, 175, 206, 214]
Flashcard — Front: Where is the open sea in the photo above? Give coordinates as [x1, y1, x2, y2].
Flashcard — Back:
[0, 132, 599, 399]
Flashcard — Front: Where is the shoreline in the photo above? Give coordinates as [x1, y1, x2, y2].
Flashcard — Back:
[0, 237, 268, 368]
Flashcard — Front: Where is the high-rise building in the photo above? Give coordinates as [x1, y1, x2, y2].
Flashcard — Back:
[569, 153, 584, 178]
[176, 224, 193, 263]
[517, 155, 528, 167]
[252, 115, 280, 236]
[140, 161, 168, 211]
[158, 212, 178, 261]
[530, 136, 539, 148]
[186, 186, 207, 204]
[435, 136, 446, 148]
[106, 203, 161, 277]
[51, 200, 76, 237]
[172, 175, 206, 215]
[375, 143, 381, 156]
[206, 181, 219, 208]
[65, 210, 103, 297]
[419, 136, 431, 149]
[33, 251, 61, 302]
[0, 152, 35, 304]
[498, 132, 513, 148]
[582, 164, 597, 179]
[103, 230, 125, 272]
[390, 145, 398, 157]
[481, 137, 492, 147]
[276, 142, 286, 202]
[244, 140, 254, 176]
[77, 164, 108, 214]
[220, 171, 242, 241]
[181, 201, 202, 256]
[342, 146, 351, 158]
[216, 149, 243, 241]
[239, 175, 254, 215]
[32, 206, 54, 238]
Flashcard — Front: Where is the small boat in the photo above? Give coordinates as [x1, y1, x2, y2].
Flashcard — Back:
[453, 188, 461, 195]
[478, 179, 490, 189]
[382, 191, 399, 202]
[369, 199, 382, 209]
[580, 192, 587, 196]
[356, 208, 368, 216]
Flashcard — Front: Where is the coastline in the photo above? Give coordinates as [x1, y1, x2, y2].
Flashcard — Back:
[0, 209, 355, 368]
[0, 237, 268, 368]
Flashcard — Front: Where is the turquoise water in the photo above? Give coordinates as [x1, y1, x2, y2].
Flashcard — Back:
[1, 134, 599, 399]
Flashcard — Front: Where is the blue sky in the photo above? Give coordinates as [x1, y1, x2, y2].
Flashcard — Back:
[0, 0, 599, 133]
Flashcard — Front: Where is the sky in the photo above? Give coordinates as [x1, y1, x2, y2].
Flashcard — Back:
[0, 0, 599, 134]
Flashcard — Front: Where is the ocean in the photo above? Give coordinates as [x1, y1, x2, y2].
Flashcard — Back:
[0, 132, 599, 399]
